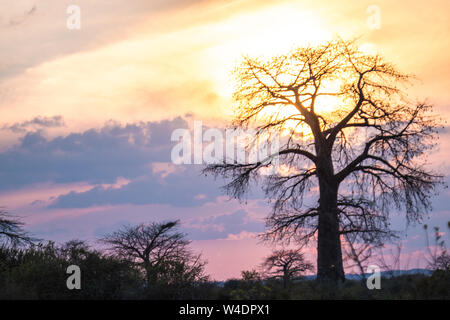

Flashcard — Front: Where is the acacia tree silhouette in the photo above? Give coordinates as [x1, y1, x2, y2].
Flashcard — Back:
[0, 210, 36, 247]
[262, 249, 313, 288]
[100, 220, 207, 287]
[204, 39, 443, 284]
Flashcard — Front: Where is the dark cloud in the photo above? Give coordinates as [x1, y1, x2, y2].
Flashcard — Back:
[0, 114, 267, 209]
[0, 116, 188, 190]
[3, 115, 65, 133]
[48, 165, 222, 208]
[7, 4, 36, 27]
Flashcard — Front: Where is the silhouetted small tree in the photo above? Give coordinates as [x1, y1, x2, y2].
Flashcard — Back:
[262, 249, 313, 288]
[424, 223, 450, 271]
[99, 220, 208, 289]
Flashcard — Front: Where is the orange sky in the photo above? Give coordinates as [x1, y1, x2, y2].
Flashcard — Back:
[1, 0, 450, 135]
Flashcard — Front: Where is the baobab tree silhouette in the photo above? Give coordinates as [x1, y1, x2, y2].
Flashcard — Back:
[204, 39, 444, 285]
[262, 248, 313, 289]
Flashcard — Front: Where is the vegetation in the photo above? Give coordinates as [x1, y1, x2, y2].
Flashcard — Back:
[0, 216, 210, 299]
[0, 241, 141, 299]
[0, 213, 448, 299]
[1, 240, 448, 300]
[220, 271, 449, 300]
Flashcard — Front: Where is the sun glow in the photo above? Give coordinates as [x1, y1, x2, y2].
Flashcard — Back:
[195, 3, 348, 136]
[202, 3, 332, 101]
[253, 77, 346, 138]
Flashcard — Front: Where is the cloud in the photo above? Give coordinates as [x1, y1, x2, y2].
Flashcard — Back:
[0, 0, 206, 81]
[48, 165, 223, 208]
[183, 209, 265, 240]
[27, 204, 266, 244]
[0, 116, 189, 190]
[2, 115, 65, 133]
[2, 2, 36, 27]
[0, 114, 262, 209]
[0, 114, 270, 209]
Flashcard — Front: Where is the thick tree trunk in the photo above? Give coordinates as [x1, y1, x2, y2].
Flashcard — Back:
[316, 178, 345, 284]
[144, 262, 157, 286]
[283, 267, 288, 289]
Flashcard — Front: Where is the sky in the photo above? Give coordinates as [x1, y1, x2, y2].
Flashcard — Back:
[0, 0, 449, 280]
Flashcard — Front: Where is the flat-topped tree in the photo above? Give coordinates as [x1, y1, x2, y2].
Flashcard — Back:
[262, 249, 313, 288]
[99, 221, 208, 286]
[204, 39, 443, 284]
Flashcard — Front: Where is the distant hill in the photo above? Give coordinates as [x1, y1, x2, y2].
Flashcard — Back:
[211, 269, 434, 286]
[302, 268, 433, 281]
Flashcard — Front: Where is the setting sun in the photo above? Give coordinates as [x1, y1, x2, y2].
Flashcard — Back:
[201, 3, 331, 100]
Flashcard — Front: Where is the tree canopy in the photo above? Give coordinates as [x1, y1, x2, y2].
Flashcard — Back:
[205, 39, 444, 284]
